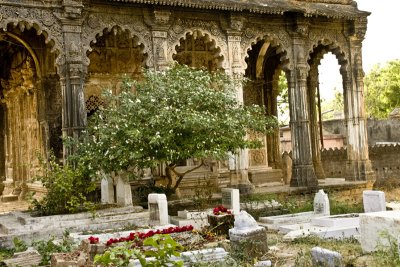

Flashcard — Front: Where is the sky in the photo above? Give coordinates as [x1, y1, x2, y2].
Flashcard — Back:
[318, 0, 400, 100]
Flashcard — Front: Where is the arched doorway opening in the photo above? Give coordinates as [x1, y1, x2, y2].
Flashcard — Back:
[308, 44, 348, 179]
[244, 38, 287, 184]
[0, 25, 59, 200]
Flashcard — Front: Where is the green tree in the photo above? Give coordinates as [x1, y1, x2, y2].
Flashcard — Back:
[365, 60, 400, 118]
[321, 88, 344, 120]
[277, 70, 289, 125]
[76, 65, 277, 193]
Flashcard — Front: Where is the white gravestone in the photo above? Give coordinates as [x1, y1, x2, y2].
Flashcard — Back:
[221, 188, 240, 215]
[314, 189, 330, 216]
[101, 176, 115, 204]
[115, 176, 133, 206]
[363, 190, 386, 213]
[148, 193, 169, 226]
[311, 247, 343, 267]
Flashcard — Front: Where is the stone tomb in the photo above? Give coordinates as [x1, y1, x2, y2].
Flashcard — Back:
[360, 210, 400, 252]
[148, 193, 169, 226]
[221, 188, 240, 215]
[259, 189, 330, 230]
[170, 210, 210, 230]
[363, 190, 386, 213]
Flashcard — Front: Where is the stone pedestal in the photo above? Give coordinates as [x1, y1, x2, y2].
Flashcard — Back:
[229, 211, 268, 259]
[148, 193, 169, 226]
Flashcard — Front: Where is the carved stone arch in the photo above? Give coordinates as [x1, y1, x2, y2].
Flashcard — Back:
[307, 39, 350, 96]
[307, 29, 350, 73]
[241, 29, 292, 72]
[0, 8, 64, 64]
[1, 31, 42, 79]
[168, 18, 229, 70]
[81, 14, 152, 68]
[171, 29, 224, 71]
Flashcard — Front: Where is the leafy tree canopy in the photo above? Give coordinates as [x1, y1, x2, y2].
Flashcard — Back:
[75, 64, 277, 190]
[365, 59, 400, 119]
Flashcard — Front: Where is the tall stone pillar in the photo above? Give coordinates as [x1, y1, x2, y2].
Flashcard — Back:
[58, 0, 87, 158]
[150, 10, 171, 71]
[287, 21, 318, 187]
[227, 28, 253, 194]
[308, 67, 325, 180]
[344, 18, 374, 181]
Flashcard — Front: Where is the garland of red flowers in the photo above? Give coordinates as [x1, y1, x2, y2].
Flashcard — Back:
[213, 205, 232, 215]
[88, 225, 194, 246]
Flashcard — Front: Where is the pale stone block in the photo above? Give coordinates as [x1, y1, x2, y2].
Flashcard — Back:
[254, 260, 272, 266]
[360, 210, 400, 252]
[314, 189, 330, 216]
[101, 176, 115, 204]
[311, 247, 343, 267]
[148, 193, 169, 226]
[363, 190, 386, 213]
[115, 176, 132, 206]
[221, 188, 240, 215]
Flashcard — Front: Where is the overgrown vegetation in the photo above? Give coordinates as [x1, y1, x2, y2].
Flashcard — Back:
[28, 152, 96, 216]
[32, 232, 75, 265]
[94, 234, 183, 267]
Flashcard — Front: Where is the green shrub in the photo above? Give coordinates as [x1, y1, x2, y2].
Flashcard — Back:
[32, 232, 75, 266]
[95, 234, 183, 267]
[29, 152, 96, 216]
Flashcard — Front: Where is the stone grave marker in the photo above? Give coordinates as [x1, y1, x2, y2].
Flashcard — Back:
[115, 176, 133, 206]
[148, 193, 169, 226]
[311, 247, 343, 267]
[221, 188, 240, 215]
[101, 176, 114, 204]
[363, 190, 386, 213]
[229, 211, 268, 259]
[313, 189, 330, 216]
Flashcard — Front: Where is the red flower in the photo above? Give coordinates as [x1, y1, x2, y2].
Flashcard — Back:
[213, 205, 231, 215]
[88, 236, 99, 244]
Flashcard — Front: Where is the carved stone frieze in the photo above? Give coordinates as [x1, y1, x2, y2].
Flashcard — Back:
[168, 18, 228, 70]
[81, 12, 153, 68]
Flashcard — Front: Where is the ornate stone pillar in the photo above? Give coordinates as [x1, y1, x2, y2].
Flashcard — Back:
[287, 19, 318, 187]
[344, 18, 374, 181]
[268, 74, 283, 170]
[308, 67, 325, 179]
[151, 10, 171, 71]
[227, 27, 253, 193]
[58, 0, 87, 157]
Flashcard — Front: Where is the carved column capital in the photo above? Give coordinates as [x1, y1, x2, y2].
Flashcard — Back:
[62, 0, 84, 19]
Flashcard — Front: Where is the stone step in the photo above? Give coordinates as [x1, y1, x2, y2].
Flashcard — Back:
[0, 212, 150, 247]
[17, 206, 142, 225]
[1, 210, 150, 235]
